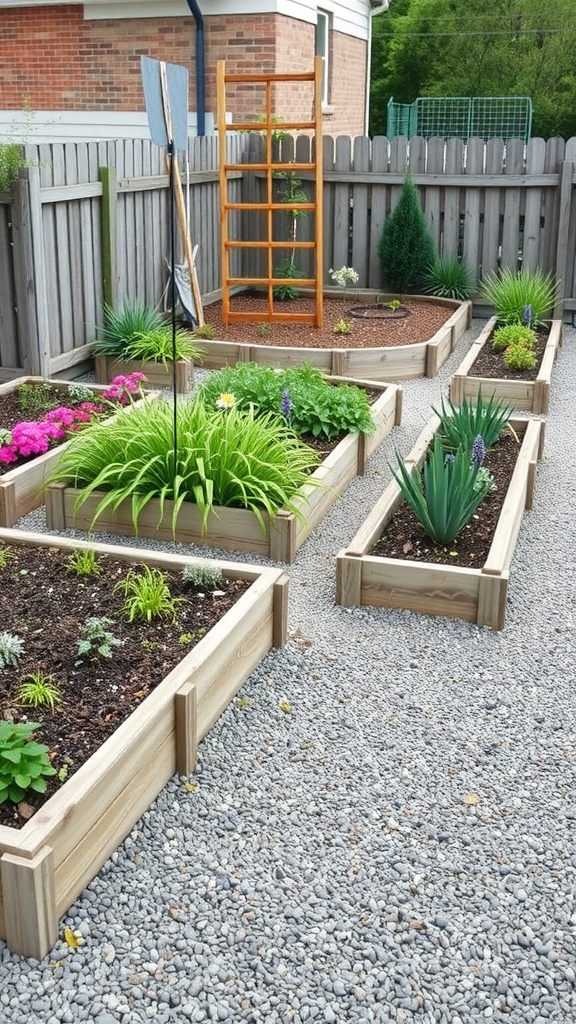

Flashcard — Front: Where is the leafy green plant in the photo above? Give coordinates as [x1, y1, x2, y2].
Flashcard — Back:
[16, 382, 58, 417]
[115, 564, 185, 623]
[179, 628, 207, 644]
[198, 362, 375, 441]
[377, 174, 436, 293]
[334, 317, 353, 335]
[49, 399, 320, 536]
[434, 392, 512, 453]
[256, 322, 272, 338]
[387, 299, 403, 311]
[94, 300, 165, 357]
[123, 328, 203, 365]
[193, 323, 216, 340]
[273, 259, 302, 301]
[67, 383, 97, 404]
[0, 143, 25, 193]
[66, 547, 101, 577]
[77, 617, 124, 659]
[424, 256, 475, 300]
[0, 631, 25, 669]
[0, 545, 14, 569]
[0, 721, 57, 805]
[181, 563, 223, 588]
[392, 435, 492, 545]
[492, 324, 536, 352]
[503, 343, 537, 371]
[16, 672, 62, 711]
[480, 269, 559, 326]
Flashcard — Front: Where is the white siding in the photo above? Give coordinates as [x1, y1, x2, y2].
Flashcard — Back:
[0, 110, 219, 143]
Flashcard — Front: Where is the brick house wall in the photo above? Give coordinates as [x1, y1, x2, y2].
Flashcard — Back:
[0, 5, 367, 137]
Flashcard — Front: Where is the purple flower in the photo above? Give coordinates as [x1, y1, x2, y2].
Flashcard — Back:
[280, 389, 292, 420]
[522, 304, 533, 326]
[472, 434, 487, 466]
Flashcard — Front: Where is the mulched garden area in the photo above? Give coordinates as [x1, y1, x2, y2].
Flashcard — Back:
[469, 329, 548, 380]
[0, 544, 248, 829]
[202, 296, 456, 349]
[371, 430, 521, 569]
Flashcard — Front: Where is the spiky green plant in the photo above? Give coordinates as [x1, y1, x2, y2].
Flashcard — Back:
[0, 546, 14, 569]
[434, 392, 512, 453]
[377, 174, 436, 294]
[123, 328, 204, 365]
[480, 269, 559, 326]
[0, 721, 57, 805]
[94, 300, 165, 357]
[17, 672, 62, 711]
[66, 547, 101, 577]
[391, 435, 492, 545]
[424, 256, 475, 300]
[48, 399, 320, 536]
[115, 564, 185, 623]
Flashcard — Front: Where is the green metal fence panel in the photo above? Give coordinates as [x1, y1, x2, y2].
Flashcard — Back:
[386, 96, 532, 142]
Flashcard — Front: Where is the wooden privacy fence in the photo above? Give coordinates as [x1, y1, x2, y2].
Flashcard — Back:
[1, 133, 576, 379]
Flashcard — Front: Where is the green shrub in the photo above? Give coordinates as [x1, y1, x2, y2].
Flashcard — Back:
[94, 300, 165, 357]
[49, 399, 320, 536]
[0, 721, 57, 805]
[377, 174, 436, 293]
[503, 343, 537, 371]
[492, 324, 536, 352]
[424, 256, 474, 300]
[0, 143, 25, 192]
[480, 269, 558, 326]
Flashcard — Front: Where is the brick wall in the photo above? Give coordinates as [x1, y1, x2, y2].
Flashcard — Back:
[0, 6, 366, 135]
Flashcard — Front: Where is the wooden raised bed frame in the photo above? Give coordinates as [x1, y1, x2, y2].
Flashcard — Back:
[336, 414, 544, 630]
[94, 353, 193, 393]
[200, 292, 472, 382]
[450, 317, 563, 414]
[0, 376, 157, 528]
[45, 378, 403, 564]
[0, 529, 287, 960]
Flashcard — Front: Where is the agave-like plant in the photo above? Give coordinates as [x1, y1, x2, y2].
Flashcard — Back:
[49, 399, 320, 535]
[434, 392, 512, 453]
[480, 268, 559, 326]
[424, 256, 475, 300]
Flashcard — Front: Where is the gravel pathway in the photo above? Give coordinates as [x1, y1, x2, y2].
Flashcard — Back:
[1, 320, 575, 1024]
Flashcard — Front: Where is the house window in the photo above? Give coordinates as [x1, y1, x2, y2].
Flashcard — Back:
[315, 9, 330, 106]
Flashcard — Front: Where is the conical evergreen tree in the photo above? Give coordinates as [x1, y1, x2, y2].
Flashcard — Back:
[377, 174, 436, 293]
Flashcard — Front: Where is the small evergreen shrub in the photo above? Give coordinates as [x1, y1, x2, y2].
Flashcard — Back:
[492, 324, 536, 352]
[377, 174, 436, 294]
[503, 343, 537, 371]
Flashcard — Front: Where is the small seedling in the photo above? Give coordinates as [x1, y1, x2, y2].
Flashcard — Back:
[387, 299, 402, 311]
[178, 628, 207, 644]
[66, 384, 96, 404]
[181, 563, 223, 588]
[333, 317, 353, 335]
[57, 756, 74, 783]
[256, 322, 272, 338]
[66, 547, 101, 577]
[115, 564, 185, 623]
[193, 323, 216, 340]
[0, 545, 14, 569]
[77, 617, 124, 659]
[17, 671, 62, 711]
[0, 631, 25, 669]
[0, 721, 57, 805]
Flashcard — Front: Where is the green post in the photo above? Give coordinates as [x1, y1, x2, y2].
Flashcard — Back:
[99, 165, 117, 308]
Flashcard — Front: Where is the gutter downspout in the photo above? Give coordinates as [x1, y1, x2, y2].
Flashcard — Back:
[365, 2, 389, 136]
[185, 0, 206, 136]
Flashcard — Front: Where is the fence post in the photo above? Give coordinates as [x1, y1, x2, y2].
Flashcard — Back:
[554, 160, 573, 319]
[11, 155, 51, 376]
[99, 165, 118, 308]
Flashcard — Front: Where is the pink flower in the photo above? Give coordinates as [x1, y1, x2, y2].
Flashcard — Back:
[46, 406, 77, 428]
[11, 420, 59, 457]
[0, 444, 18, 465]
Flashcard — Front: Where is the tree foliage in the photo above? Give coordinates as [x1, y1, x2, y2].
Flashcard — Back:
[377, 174, 436, 293]
[370, 0, 576, 139]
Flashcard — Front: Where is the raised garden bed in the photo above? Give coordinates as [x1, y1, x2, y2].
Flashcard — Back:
[94, 353, 193, 393]
[199, 291, 472, 381]
[45, 378, 403, 564]
[336, 413, 544, 630]
[450, 317, 563, 414]
[0, 377, 156, 528]
[0, 528, 287, 959]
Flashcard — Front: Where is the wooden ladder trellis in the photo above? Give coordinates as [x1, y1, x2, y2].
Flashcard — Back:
[216, 58, 323, 327]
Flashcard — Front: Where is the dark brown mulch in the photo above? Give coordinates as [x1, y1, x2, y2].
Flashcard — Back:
[202, 296, 457, 349]
[0, 544, 249, 829]
[469, 329, 548, 380]
[371, 430, 521, 569]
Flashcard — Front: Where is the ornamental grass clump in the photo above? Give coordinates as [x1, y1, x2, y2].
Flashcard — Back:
[434, 392, 512, 453]
[94, 300, 165, 357]
[49, 399, 320, 535]
[480, 268, 558, 326]
[424, 256, 474, 300]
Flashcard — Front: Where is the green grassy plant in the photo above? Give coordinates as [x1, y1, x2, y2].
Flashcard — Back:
[480, 269, 558, 326]
[492, 324, 536, 352]
[193, 323, 216, 340]
[377, 174, 436, 293]
[198, 362, 374, 440]
[115, 564, 185, 623]
[16, 672, 62, 711]
[424, 256, 474, 300]
[49, 399, 320, 536]
[66, 547, 101, 577]
[333, 317, 353, 335]
[0, 721, 57, 805]
[392, 435, 492, 545]
[434, 392, 512, 452]
[123, 327, 203, 364]
[0, 546, 14, 569]
[94, 300, 165, 357]
[503, 343, 537, 371]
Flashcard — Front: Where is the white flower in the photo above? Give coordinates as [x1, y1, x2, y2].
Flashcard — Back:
[329, 266, 359, 289]
[216, 392, 236, 409]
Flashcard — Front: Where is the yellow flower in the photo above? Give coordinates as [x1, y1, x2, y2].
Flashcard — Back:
[216, 392, 236, 409]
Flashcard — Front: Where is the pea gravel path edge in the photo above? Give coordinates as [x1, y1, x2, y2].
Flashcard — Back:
[2, 320, 575, 1024]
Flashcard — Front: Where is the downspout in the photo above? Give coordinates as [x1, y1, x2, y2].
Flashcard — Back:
[185, 0, 206, 136]
[365, 2, 389, 136]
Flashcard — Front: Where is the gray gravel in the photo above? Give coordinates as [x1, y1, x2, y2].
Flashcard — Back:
[2, 319, 576, 1023]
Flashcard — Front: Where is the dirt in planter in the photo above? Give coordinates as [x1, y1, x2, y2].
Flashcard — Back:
[371, 431, 522, 569]
[469, 329, 548, 381]
[199, 296, 456, 350]
[0, 544, 249, 829]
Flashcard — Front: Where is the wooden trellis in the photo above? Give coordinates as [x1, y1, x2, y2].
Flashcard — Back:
[216, 58, 323, 327]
